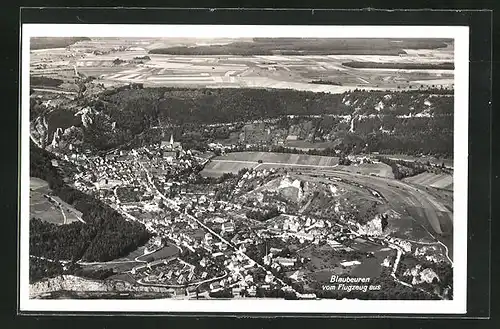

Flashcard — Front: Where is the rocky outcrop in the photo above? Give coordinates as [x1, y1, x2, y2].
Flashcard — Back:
[278, 176, 304, 202]
[349, 116, 355, 133]
[357, 215, 383, 236]
[47, 126, 84, 152]
[29, 275, 172, 299]
[30, 116, 49, 148]
[50, 127, 63, 148]
[75, 106, 95, 128]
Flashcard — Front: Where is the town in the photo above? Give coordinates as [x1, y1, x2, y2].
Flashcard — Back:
[40, 132, 452, 300]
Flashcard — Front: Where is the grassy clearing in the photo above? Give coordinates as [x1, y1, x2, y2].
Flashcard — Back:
[30, 194, 65, 224]
[139, 245, 180, 262]
[30, 177, 82, 225]
[200, 161, 257, 177]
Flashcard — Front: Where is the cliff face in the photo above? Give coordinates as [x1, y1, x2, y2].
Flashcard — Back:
[75, 107, 96, 128]
[47, 126, 84, 152]
[29, 275, 172, 299]
[30, 104, 93, 152]
[30, 116, 49, 148]
[50, 127, 64, 148]
[357, 215, 383, 236]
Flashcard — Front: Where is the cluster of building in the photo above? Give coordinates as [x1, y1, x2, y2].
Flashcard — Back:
[264, 214, 349, 246]
[63, 136, 441, 299]
[385, 236, 413, 253]
[413, 246, 444, 263]
[402, 265, 440, 285]
[133, 259, 198, 286]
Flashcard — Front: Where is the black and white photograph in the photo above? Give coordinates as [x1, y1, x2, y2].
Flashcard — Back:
[20, 24, 469, 314]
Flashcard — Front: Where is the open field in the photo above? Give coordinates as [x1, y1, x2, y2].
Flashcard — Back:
[30, 177, 82, 225]
[406, 207, 453, 236]
[342, 61, 454, 70]
[139, 245, 180, 262]
[30, 179, 64, 225]
[403, 172, 453, 190]
[218, 152, 339, 166]
[202, 153, 394, 179]
[421, 187, 453, 212]
[30, 38, 454, 93]
[201, 161, 259, 177]
[374, 154, 453, 169]
[30, 37, 91, 50]
[80, 244, 180, 273]
[336, 163, 394, 179]
[91, 53, 454, 92]
[201, 152, 339, 177]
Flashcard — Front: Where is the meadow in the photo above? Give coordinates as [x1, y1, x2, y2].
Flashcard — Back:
[30, 177, 82, 225]
[201, 152, 340, 177]
[217, 152, 339, 166]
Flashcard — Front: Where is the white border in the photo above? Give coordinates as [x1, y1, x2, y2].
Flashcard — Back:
[20, 24, 469, 314]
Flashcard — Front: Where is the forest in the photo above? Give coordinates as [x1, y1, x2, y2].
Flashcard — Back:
[148, 38, 450, 56]
[30, 76, 64, 87]
[376, 157, 429, 180]
[35, 85, 453, 157]
[30, 37, 91, 50]
[29, 143, 151, 263]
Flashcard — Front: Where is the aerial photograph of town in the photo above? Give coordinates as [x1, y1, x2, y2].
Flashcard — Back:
[27, 35, 454, 301]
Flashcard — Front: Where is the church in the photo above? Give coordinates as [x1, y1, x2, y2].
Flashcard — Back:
[161, 133, 182, 151]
